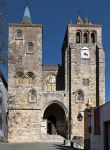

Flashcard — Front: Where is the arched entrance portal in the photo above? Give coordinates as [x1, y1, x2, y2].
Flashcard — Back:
[43, 103, 67, 137]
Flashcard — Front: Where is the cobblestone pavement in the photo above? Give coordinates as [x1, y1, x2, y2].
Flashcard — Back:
[0, 143, 73, 150]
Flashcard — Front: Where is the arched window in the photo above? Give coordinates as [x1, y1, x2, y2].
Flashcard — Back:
[26, 72, 35, 84]
[43, 74, 56, 92]
[15, 72, 24, 85]
[76, 31, 81, 43]
[28, 42, 34, 52]
[75, 90, 84, 102]
[28, 89, 37, 103]
[16, 29, 22, 38]
[83, 32, 89, 43]
[91, 31, 96, 43]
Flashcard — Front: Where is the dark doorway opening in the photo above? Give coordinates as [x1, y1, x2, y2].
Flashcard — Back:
[43, 103, 67, 137]
[47, 121, 52, 134]
[47, 115, 56, 135]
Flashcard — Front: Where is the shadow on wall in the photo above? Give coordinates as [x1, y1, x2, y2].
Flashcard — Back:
[54, 144, 84, 150]
[56, 65, 64, 91]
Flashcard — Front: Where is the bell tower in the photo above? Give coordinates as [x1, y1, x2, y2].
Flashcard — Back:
[8, 6, 43, 142]
[62, 16, 105, 139]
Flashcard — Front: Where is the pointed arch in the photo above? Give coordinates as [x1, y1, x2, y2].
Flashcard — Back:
[42, 100, 68, 137]
[15, 72, 24, 85]
[26, 72, 35, 78]
[42, 100, 68, 118]
[26, 72, 35, 84]
[15, 72, 24, 78]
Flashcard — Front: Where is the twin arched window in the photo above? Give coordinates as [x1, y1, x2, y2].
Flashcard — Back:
[15, 72, 24, 85]
[75, 90, 84, 102]
[15, 72, 35, 85]
[76, 30, 97, 44]
[28, 89, 37, 103]
[43, 74, 56, 92]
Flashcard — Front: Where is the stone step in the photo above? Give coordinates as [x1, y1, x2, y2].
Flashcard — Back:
[38, 134, 65, 143]
[64, 139, 84, 150]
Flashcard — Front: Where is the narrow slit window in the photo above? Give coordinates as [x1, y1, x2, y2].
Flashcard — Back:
[83, 32, 89, 43]
[28, 90, 37, 103]
[16, 29, 22, 38]
[76, 32, 81, 43]
[91, 32, 96, 43]
[28, 42, 34, 52]
[76, 90, 84, 102]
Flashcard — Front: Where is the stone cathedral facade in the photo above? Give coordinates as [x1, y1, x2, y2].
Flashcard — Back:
[7, 7, 105, 143]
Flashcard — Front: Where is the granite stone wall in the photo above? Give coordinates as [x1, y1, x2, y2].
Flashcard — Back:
[7, 20, 105, 143]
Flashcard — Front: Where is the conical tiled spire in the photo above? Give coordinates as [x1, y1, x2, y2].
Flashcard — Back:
[23, 6, 32, 24]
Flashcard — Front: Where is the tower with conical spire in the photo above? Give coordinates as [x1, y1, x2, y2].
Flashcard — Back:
[23, 6, 32, 23]
[8, 5, 43, 143]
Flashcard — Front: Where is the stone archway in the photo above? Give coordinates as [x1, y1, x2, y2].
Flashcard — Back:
[43, 103, 67, 138]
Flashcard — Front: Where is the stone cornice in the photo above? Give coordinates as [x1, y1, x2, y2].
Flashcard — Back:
[8, 23, 43, 28]
[68, 24, 102, 28]
[42, 64, 59, 71]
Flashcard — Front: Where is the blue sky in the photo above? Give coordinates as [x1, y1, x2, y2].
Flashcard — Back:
[0, 0, 110, 101]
